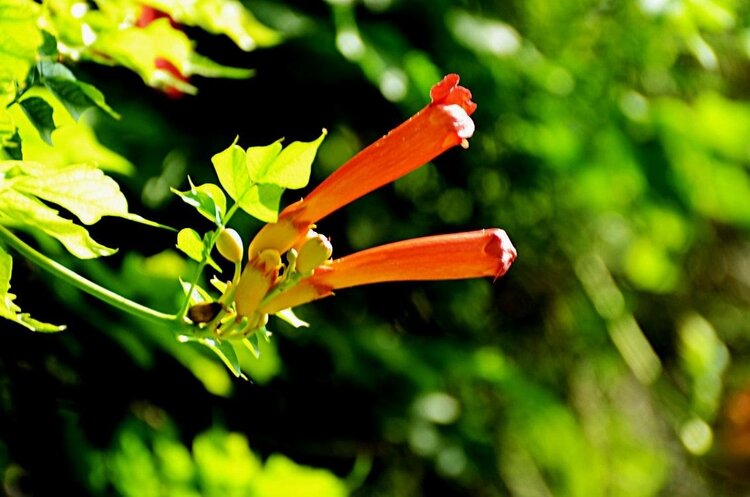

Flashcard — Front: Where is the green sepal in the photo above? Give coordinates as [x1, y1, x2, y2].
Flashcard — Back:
[275, 308, 310, 328]
[201, 337, 244, 378]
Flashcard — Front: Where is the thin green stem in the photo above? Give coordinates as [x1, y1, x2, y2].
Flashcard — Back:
[177, 202, 243, 318]
[0, 225, 184, 327]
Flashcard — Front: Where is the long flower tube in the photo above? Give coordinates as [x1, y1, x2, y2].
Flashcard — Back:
[248, 74, 477, 258]
[258, 229, 517, 315]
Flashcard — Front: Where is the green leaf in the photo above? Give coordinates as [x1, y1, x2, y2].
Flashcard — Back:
[212, 136, 319, 223]
[238, 183, 284, 223]
[172, 180, 226, 225]
[176, 227, 205, 262]
[2, 129, 22, 160]
[176, 228, 221, 272]
[0, 189, 116, 259]
[0, 244, 66, 332]
[188, 53, 254, 79]
[212, 138, 248, 201]
[19, 97, 56, 145]
[244, 139, 283, 183]
[43, 78, 120, 121]
[38, 30, 58, 58]
[12, 162, 129, 225]
[255, 130, 326, 189]
[0, 0, 42, 93]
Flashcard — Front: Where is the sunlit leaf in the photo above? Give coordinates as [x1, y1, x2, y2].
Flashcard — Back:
[176, 228, 221, 272]
[144, 0, 281, 51]
[212, 138, 247, 201]
[7, 88, 133, 174]
[0, 0, 42, 94]
[0, 244, 65, 332]
[19, 97, 56, 145]
[172, 180, 226, 225]
[12, 162, 129, 224]
[0, 188, 116, 259]
[237, 183, 284, 223]
[257, 130, 326, 189]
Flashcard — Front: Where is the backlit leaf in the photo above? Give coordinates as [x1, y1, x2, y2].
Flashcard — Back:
[176, 228, 221, 272]
[172, 180, 226, 225]
[0, 188, 116, 259]
[212, 138, 248, 201]
[257, 130, 326, 189]
[12, 162, 129, 224]
[0, 0, 42, 93]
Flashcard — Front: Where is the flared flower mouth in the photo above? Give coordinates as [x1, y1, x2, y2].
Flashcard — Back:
[248, 73, 477, 257]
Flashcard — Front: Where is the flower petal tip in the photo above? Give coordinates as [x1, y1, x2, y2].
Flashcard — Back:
[430, 74, 477, 116]
[483, 229, 517, 280]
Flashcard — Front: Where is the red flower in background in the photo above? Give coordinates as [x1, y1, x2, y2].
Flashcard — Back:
[136, 5, 188, 98]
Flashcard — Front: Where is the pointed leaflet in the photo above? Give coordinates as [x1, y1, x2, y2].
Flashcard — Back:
[0, 189, 116, 259]
[19, 97, 55, 145]
[251, 130, 326, 189]
[212, 133, 325, 222]
[176, 228, 222, 272]
[200, 337, 244, 377]
[172, 180, 226, 226]
[212, 139, 283, 223]
[37, 60, 120, 120]
[189, 53, 254, 79]
[0, 244, 65, 332]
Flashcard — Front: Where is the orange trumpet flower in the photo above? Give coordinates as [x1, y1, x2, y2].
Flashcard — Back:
[258, 229, 517, 314]
[248, 73, 477, 257]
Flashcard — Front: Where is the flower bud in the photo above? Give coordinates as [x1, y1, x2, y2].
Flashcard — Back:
[216, 228, 244, 263]
[234, 249, 282, 317]
[295, 231, 333, 275]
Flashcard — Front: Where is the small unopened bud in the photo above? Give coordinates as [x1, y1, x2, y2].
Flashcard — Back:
[216, 228, 244, 263]
[295, 231, 333, 275]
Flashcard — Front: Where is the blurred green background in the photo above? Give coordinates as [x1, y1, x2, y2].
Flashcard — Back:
[3, 0, 750, 495]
